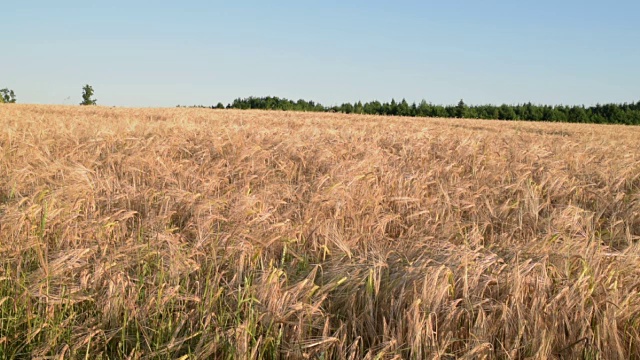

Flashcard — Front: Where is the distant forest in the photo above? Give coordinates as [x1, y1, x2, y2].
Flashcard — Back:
[181, 96, 640, 125]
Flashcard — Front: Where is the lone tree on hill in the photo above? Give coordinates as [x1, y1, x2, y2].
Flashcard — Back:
[0, 88, 16, 103]
[80, 85, 97, 105]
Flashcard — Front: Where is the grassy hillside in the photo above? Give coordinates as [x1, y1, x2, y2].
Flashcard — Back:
[1, 105, 639, 359]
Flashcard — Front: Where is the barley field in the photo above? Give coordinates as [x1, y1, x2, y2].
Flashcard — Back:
[1, 104, 639, 359]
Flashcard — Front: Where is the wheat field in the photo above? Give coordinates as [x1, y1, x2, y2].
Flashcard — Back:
[1, 104, 639, 359]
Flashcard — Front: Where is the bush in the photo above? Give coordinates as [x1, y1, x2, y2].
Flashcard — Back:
[0, 88, 16, 103]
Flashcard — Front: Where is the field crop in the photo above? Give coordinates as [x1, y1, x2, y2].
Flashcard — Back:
[1, 104, 640, 359]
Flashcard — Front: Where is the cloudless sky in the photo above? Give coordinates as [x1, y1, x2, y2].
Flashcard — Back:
[3, 1, 639, 107]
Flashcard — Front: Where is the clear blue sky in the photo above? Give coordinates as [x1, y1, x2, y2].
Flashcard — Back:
[3, 1, 639, 107]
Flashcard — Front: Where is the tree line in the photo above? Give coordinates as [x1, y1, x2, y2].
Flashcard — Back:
[3, 84, 639, 125]
[192, 96, 640, 125]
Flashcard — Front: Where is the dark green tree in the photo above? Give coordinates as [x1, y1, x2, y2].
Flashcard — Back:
[398, 98, 410, 116]
[551, 106, 567, 122]
[520, 102, 537, 120]
[341, 102, 354, 114]
[80, 85, 97, 105]
[498, 104, 517, 120]
[456, 99, 467, 118]
[389, 99, 399, 116]
[364, 100, 382, 115]
[354, 101, 364, 114]
[541, 106, 554, 121]
[568, 106, 588, 123]
[417, 100, 429, 117]
[215, 102, 225, 109]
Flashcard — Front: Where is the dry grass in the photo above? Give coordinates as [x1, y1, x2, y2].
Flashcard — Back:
[1, 104, 640, 359]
